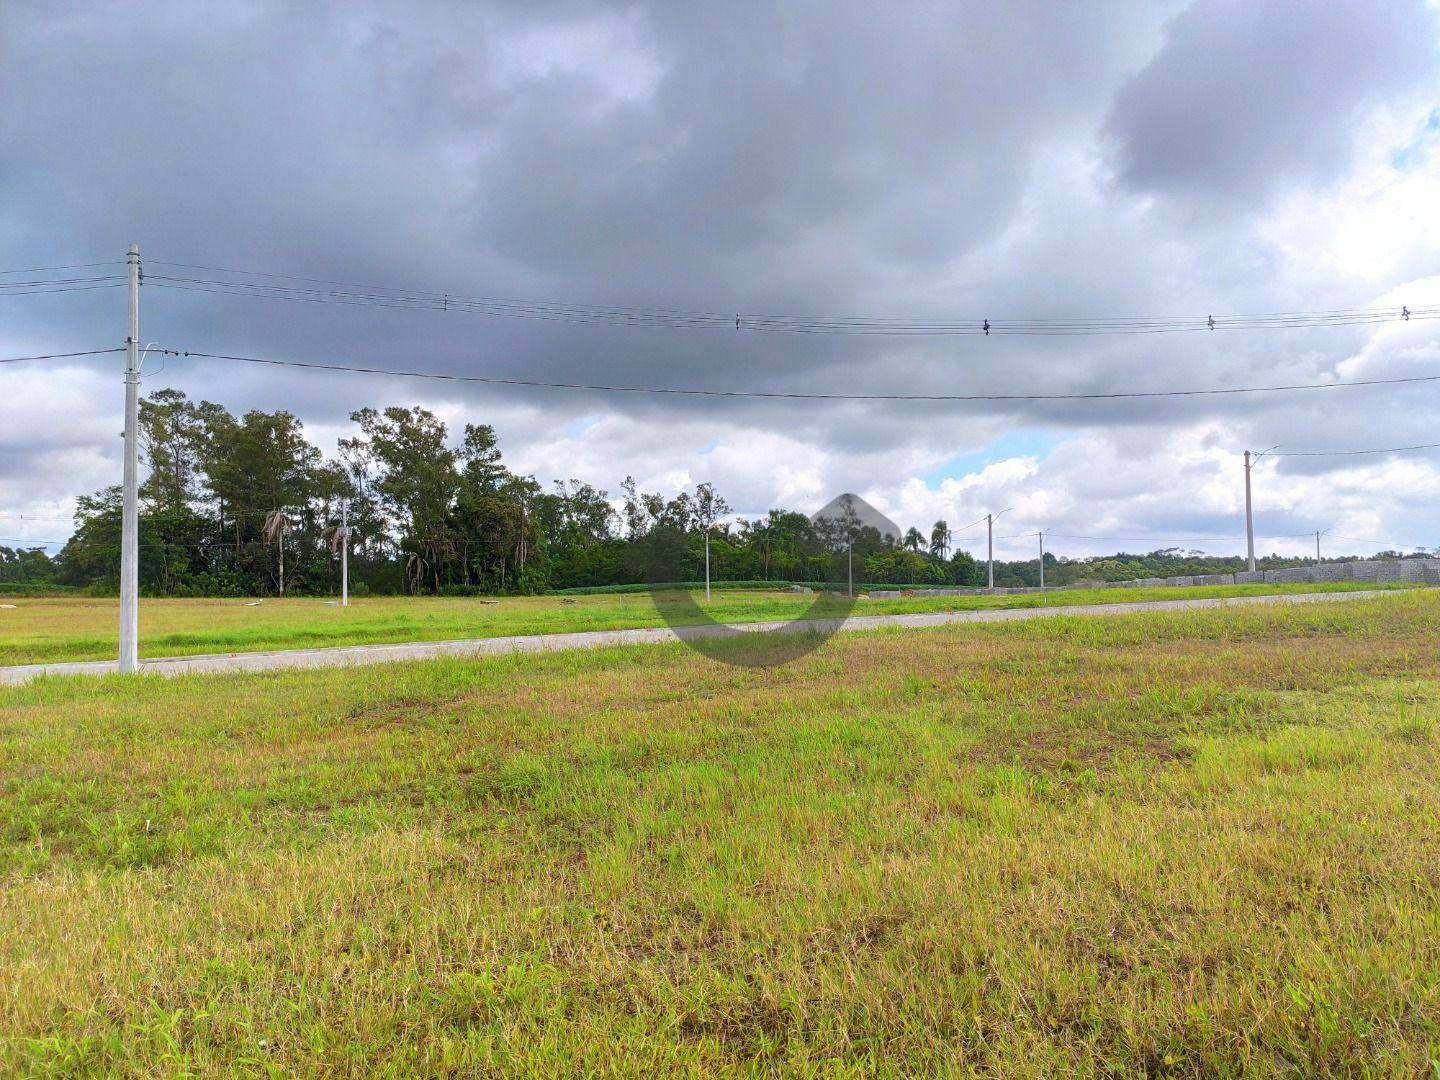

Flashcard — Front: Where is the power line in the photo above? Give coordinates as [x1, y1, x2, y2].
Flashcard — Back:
[1043, 531, 1315, 544]
[0, 281, 127, 297]
[143, 259, 1440, 337]
[0, 279, 125, 292]
[144, 346, 1440, 403]
[0, 261, 123, 275]
[1330, 533, 1431, 549]
[1271, 441, 1440, 458]
[0, 347, 125, 365]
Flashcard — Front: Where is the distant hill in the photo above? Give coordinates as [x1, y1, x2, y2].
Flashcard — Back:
[810, 493, 902, 544]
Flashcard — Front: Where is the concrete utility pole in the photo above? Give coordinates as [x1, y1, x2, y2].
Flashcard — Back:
[704, 527, 711, 601]
[119, 244, 141, 673]
[1243, 450, 1254, 572]
[986, 508, 1013, 590]
[1038, 530, 1045, 591]
[1243, 447, 1278, 573]
[1316, 530, 1322, 565]
[987, 515, 994, 589]
[341, 499, 350, 607]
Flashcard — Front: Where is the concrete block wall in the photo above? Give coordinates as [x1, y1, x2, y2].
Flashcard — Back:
[868, 559, 1439, 599]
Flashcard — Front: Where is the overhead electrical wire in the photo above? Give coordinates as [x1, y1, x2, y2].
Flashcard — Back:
[8, 257, 1433, 562]
[1042, 531, 1314, 544]
[0, 268, 127, 299]
[142, 259, 1440, 337]
[0, 261, 123, 275]
[133, 346, 1440, 403]
[0, 347, 125, 365]
[0, 281, 126, 296]
[1270, 440, 1440, 458]
[0, 279, 125, 292]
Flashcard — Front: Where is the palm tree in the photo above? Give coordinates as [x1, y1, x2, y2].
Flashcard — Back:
[930, 520, 951, 560]
[262, 509, 291, 596]
[903, 527, 925, 553]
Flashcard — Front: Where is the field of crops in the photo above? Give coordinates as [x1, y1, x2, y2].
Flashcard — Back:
[0, 580, 1408, 667]
[2, 591, 1438, 1074]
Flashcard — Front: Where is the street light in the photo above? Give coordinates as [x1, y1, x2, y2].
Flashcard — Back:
[1243, 447, 1279, 573]
[986, 507, 1014, 590]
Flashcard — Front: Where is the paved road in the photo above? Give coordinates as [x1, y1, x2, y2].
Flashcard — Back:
[0, 588, 1411, 686]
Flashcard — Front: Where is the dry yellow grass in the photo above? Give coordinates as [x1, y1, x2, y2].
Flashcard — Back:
[1, 592, 1438, 1075]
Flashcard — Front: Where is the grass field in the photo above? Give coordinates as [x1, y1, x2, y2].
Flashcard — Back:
[0, 580, 1410, 667]
[1, 591, 1438, 1074]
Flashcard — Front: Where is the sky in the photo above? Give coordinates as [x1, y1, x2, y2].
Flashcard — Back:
[3, 0, 1440, 562]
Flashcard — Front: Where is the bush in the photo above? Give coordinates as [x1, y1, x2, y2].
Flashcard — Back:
[0, 582, 80, 597]
[555, 579, 894, 596]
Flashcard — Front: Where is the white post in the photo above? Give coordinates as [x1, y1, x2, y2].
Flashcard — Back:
[986, 513, 994, 590]
[118, 244, 141, 673]
[1316, 530, 1321, 565]
[704, 528, 711, 601]
[847, 541, 853, 598]
[1038, 530, 1044, 591]
[1244, 450, 1256, 573]
[278, 528, 285, 597]
[341, 499, 350, 606]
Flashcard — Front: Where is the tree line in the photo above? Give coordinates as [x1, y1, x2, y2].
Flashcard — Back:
[2, 387, 1419, 597]
[17, 388, 979, 596]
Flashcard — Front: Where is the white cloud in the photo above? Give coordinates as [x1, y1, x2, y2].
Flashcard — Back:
[3, 1, 1439, 561]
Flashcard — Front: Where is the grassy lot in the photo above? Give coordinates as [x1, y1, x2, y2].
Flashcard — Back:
[1, 592, 1438, 1074]
[0, 580, 1411, 666]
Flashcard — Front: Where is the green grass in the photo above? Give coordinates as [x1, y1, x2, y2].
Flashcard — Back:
[0, 580, 1411, 666]
[1, 592, 1438, 1074]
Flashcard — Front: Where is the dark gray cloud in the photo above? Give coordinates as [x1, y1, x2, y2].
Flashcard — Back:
[2, 0, 1439, 553]
[1106, 0, 1439, 206]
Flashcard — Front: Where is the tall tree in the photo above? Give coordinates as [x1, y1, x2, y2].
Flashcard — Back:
[549, 479, 614, 546]
[344, 406, 457, 592]
[929, 520, 951, 559]
[201, 407, 321, 571]
[138, 389, 212, 512]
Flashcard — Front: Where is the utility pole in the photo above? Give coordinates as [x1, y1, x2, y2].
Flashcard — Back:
[1038, 531, 1045, 591]
[119, 244, 141, 673]
[987, 514, 994, 589]
[341, 499, 350, 606]
[1316, 530, 1321, 565]
[985, 508, 1013, 590]
[704, 527, 711, 601]
[1243, 447, 1278, 574]
[847, 540, 853, 598]
[516, 497, 528, 579]
[1243, 450, 1255, 573]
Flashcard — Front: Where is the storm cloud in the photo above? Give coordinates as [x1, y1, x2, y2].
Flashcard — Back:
[3, 0, 1439, 559]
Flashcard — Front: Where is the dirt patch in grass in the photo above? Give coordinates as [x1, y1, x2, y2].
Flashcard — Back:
[966, 725, 1193, 774]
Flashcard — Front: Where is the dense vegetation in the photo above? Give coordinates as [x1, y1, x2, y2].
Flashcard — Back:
[2, 387, 1425, 597]
[3, 593, 1438, 1073]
